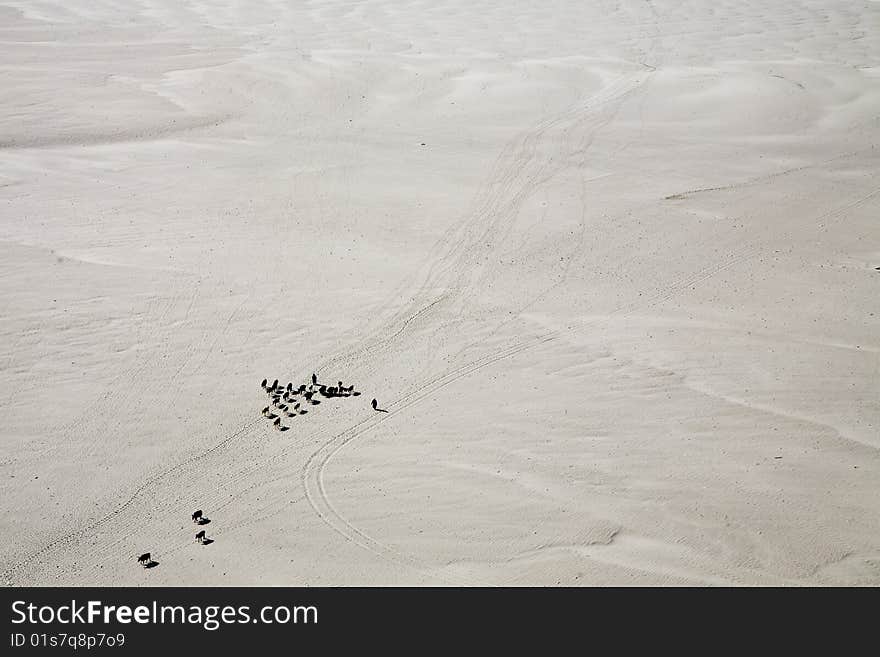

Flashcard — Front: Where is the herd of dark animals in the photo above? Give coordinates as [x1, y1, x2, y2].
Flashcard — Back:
[259, 372, 370, 431]
[137, 373, 387, 569]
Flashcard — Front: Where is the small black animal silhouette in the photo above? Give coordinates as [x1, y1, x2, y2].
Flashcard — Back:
[261, 378, 268, 390]
[261, 405, 271, 417]
[287, 382, 293, 392]
[273, 417, 283, 430]
[312, 373, 317, 385]
[372, 398, 388, 413]
[192, 510, 203, 524]
[298, 384, 307, 393]
[271, 379, 279, 391]
[137, 553, 151, 567]
[266, 412, 278, 420]
[196, 530, 207, 544]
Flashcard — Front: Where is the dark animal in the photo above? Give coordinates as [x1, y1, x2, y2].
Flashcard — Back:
[192, 510, 203, 523]
[271, 379, 279, 391]
[312, 373, 317, 385]
[261, 405, 271, 417]
[287, 382, 293, 392]
[138, 553, 151, 567]
[196, 530, 207, 544]
[372, 398, 388, 413]
[266, 412, 278, 420]
[273, 417, 283, 431]
[261, 378, 268, 390]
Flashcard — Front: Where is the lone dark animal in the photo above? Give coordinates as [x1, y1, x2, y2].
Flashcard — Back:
[293, 402, 301, 411]
[312, 373, 317, 385]
[196, 530, 207, 544]
[261, 378, 268, 390]
[273, 417, 285, 431]
[261, 406, 271, 417]
[192, 510, 203, 523]
[372, 398, 388, 413]
[137, 553, 151, 567]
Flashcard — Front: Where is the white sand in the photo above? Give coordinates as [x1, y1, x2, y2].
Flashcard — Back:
[1, 0, 878, 586]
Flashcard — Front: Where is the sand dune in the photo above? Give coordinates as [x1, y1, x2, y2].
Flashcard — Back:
[1, 0, 878, 585]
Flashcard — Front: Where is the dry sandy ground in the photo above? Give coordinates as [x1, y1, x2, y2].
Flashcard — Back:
[1, 0, 878, 586]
